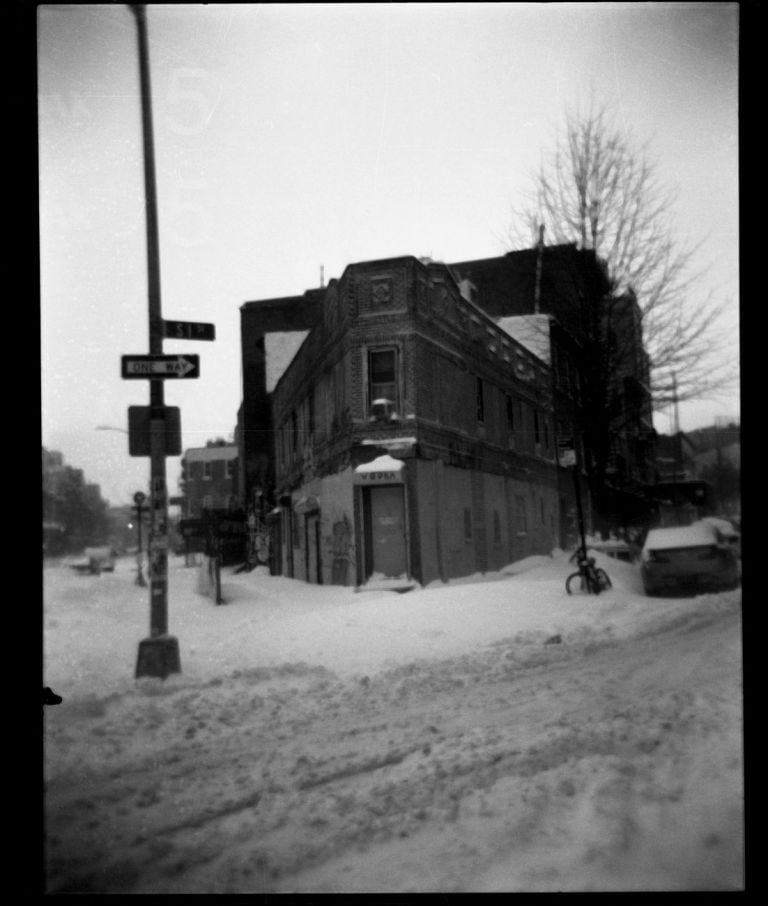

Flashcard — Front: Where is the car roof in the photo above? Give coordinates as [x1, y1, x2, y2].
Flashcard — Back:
[643, 524, 719, 551]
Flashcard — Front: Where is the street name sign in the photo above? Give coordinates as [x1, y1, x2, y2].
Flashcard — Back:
[162, 320, 216, 341]
[122, 354, 200, 379]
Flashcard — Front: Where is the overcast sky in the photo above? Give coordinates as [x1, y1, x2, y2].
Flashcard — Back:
[38, 2, 739, 507]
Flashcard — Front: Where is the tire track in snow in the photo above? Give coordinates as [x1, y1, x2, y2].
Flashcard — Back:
[44, 604, 742, 892]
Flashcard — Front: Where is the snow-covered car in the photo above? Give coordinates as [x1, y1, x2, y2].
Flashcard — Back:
[69, 546, 117, 575]
[641, 523, 740, 597]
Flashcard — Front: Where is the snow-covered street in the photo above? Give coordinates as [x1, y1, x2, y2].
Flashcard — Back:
[43, 552, 744, 892]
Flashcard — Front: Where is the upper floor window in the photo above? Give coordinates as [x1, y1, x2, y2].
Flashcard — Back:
[226, 458, 235, 479]
[476, 376, 485, 423]
[515, 495, 528, 534]
[203, 461, 212, 480]
[506, 395, 515, 432]
[369, 348, 398, 410]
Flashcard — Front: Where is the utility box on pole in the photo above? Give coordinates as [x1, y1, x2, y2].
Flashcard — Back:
[128, 405, 182, 457]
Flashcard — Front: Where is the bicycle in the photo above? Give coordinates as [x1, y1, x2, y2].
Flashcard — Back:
[566, 548, 612, 595]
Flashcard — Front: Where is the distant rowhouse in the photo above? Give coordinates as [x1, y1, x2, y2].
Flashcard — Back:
[179, 442, 240, 518]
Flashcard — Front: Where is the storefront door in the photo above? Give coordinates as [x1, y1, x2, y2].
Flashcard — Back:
[368, 485, 407, 579]
[305, 513, 322, 584]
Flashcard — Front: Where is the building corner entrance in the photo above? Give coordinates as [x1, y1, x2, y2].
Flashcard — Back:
[354, 454, 409, 585]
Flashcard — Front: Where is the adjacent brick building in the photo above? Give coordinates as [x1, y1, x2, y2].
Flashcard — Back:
[449, 244, 656, 532]
[237, 290, 323, 515]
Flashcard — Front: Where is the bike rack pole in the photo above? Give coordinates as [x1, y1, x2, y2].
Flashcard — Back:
[572, 452, 587, 554]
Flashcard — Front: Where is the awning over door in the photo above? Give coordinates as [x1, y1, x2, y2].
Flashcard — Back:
[353, 454, 405, 485]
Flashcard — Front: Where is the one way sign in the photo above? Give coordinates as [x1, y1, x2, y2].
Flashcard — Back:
[122, 354, 200, 379]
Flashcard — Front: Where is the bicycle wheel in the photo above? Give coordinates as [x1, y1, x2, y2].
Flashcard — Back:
[594, 568, 612, 592]
[566, 571, 588, 595]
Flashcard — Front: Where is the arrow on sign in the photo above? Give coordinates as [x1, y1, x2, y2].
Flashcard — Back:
[122, 354, 200, 379]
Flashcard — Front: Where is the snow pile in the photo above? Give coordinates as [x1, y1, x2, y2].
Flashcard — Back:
[497, 314, 552, 364]
[43, 552, 744, 893]
[265, 331, 310, 392]
[46, 550, 701, 696]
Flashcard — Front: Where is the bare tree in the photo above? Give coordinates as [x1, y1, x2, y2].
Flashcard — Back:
[510, 100, 737, 411]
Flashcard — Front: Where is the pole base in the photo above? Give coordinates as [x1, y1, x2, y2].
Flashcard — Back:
[135, 635, 181, 680]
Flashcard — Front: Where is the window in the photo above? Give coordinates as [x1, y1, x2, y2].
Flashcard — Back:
[369, 349, 397, 408]
[506, 395, 515, 432]
[464, 507, 472, 541]
[295, 514, 304, 550]
[534, 409, 541, 445]
[203, 461, 212, 480]
[291, 410, 298, 454]
[540, 497, 545, 524]
[226, 458, 235, 479]
[476, 376, 485, 423]
[515, 495, 528, 535]
[308, 390, 315, 435]
[203, 495, 213, 510]
[493, 510, 501, 546]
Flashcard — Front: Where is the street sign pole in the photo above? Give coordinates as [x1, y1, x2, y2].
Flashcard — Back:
[131, 4, 180, 680]
[572, 440, 588, 555]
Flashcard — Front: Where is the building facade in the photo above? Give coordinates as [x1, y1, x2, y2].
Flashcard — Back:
[266, 256, 560, 587]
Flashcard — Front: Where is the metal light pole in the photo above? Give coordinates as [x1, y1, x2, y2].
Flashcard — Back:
[130, 4, 180, 679]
